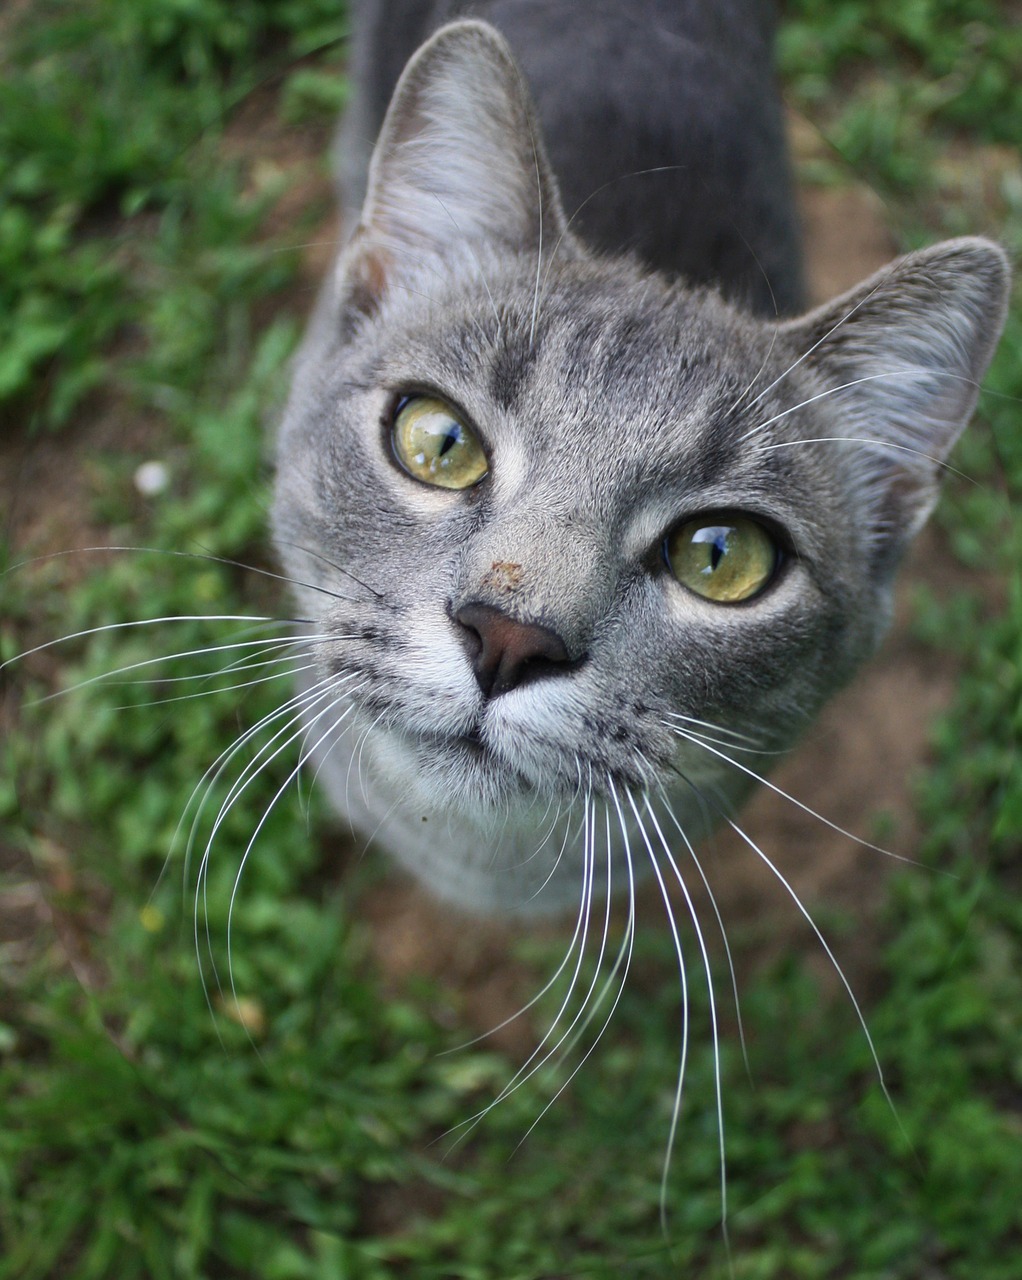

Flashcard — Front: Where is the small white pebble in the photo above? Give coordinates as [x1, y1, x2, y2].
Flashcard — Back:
[134, 460, 169, 496]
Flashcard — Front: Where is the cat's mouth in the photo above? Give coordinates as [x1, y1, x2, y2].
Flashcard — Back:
[393, 720, 543, 804]
[455, 725, 485, 753]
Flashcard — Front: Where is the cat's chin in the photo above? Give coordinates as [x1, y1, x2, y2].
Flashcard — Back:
[381, 723, 560, 817]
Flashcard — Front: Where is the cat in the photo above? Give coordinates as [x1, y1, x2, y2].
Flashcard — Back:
[271, 0, 1009, 917]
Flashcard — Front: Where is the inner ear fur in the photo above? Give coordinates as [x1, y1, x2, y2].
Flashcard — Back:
[780, 236, 1010, 571]
[338, 19, 571, 316]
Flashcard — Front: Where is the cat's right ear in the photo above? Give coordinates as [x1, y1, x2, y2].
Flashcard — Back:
[337, 20, 572, 318]
[779, 236, 1010, 578]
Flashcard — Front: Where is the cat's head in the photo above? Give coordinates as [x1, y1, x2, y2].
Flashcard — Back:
[272, 21, 1009, 911]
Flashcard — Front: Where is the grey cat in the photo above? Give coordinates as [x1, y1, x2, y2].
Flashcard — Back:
[272, 1, 1009, 915]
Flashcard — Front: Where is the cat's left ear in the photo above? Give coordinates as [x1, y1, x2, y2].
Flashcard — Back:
[780, 236, 1010, 576]
[339, 20, 572, 316]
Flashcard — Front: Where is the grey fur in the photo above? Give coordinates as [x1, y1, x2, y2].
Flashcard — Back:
[273, 8, 1009, 913]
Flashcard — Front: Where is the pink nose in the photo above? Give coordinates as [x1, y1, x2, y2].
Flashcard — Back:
[455, 602, 571, 698]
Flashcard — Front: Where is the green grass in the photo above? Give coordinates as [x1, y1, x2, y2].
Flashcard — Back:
[2, 2, 1020, 1276]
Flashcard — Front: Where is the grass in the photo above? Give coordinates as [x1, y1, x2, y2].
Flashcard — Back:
[1, 1, 1020, 1276]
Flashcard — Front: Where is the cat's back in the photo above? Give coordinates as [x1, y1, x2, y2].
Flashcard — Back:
[341, 0, 803, 315]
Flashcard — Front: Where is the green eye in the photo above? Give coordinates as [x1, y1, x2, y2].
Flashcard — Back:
[391, 395, 488, 490]
[665, 515, 779, 603]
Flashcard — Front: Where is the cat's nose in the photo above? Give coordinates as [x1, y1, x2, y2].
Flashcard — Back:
[454, 602, 571, 698]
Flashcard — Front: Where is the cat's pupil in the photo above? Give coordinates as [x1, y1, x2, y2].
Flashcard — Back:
[698, 529, 728, 572]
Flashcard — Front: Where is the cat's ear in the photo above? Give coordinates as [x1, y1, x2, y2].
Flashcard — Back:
[339, 20, 571, 315]
[780, 237, 1010, 576]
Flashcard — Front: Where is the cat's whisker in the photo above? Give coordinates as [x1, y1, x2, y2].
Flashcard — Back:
[624, 790, 691, 1232]
[532, 785, 566, 853]
[92, 632, 331, 705]
[199, 676, 358, 927]
[719, 809, 907, 1143]
[640, 794, 730, 1241]
[742, 279, 889, 412]
[351, 706, 391, 816]
[513, 796, 630, 1150]
[537, 802, 617, 1056]
[740, 366, 983, 444]
[443, 791, 603, 1148]
[752, 436, 974, 483]
[2, 614, 287, 675]
[189, 681, 340, 1017]
[439, 805, 590, 1056]
[492, 768, 562, 874]
[521, 802, 576, 899]
[6, 541, 373, 606]
[665, 722, 938, 872]
[182, 542, 382, 606]
[724, 324, 781, 418]
[190, 676, 352, 999]
[630, 748, 659, 794]
[657, 780, 751, 1081]
[668, 728, 779, 758]
[495, 793, 600, 1078]
[188, 672, 351, 897]
[520, 62, 545, 350]
[667, 713, 766, 750]
[538, 163, 687, 312]
[271, 539, 388, 601]
[107, 659, 321, 711]
[108, 644, 323, 689]
[531, 795, 636, 1081]
[25, 632, 334, 707]
[224, 690, 364, 1023]
[426, 190, 503, 340]
[306, 686, 366, 799]
[169, 672, 344, 905]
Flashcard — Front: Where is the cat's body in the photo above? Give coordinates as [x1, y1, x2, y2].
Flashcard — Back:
[272, 1, 1009, 913]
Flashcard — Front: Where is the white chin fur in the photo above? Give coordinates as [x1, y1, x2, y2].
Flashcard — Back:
[306, 693, 750, 915]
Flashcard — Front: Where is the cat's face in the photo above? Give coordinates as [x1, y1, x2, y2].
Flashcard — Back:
[272, 21, 1009, 912]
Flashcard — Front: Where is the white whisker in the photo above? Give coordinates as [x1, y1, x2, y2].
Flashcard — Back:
[740, 367, 980, 444]
[107, 660, 320, 711]
[742, 281, 888, 413]
[514, 796, 625, 1148]
[2, 615, 283, 673]
[625, 790, 690, 1235]
[657, 782, 750, 1081]
[177, 673, 346, 895]
[667, 713, 766, 749]
[27, 633, 334, 706]
[105, 642, 324, 689]
[224, 689, 364, 1017]
[721, 811, 906, 1145]
[641, 795, 729, 1244]
[443, 790, 601, 1146]
[666, 721, 938, 872]
[427, 190, 502, 339]
[191, 676, 349, 1000]
[753, 436, 972, 482]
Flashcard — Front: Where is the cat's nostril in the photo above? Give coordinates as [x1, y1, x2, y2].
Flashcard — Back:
[455, 601, 571, 698]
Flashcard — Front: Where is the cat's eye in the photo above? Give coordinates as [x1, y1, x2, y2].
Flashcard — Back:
[391, 395, 488, 490]
[665, 515, 779, 603]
